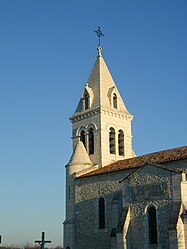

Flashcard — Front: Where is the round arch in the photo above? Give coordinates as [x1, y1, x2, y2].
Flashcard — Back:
[76, 126, 87, 136]
[106, 123, 117, 132]
[144, 203, 158, 214]
[87, 123, 97, 131]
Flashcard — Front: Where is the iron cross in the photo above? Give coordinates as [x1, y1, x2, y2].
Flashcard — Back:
[94, 26, 104, 47]
[35, 232, 51, 249]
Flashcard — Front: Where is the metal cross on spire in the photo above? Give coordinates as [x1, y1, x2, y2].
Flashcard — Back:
[94, 26, 104, 47]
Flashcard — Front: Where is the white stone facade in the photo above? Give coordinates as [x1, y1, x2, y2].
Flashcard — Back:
[63, 46, 187, 249]
[70, 46, 135, 167]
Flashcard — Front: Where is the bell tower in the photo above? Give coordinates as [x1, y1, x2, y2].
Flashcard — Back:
[64, 28, 136, 249]
[70, 46, 135, 167]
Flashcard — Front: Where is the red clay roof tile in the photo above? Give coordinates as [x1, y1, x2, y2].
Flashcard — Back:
[77, 146, 187, 178]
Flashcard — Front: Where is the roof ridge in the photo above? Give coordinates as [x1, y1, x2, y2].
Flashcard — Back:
[77, 145, 187, 178]
[107, 145, 187, 167]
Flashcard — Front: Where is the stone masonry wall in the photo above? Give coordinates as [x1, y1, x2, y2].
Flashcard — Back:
[75, 170, 132, 249]
[74, 161, 186, 249]
[125, 165, 175, 249]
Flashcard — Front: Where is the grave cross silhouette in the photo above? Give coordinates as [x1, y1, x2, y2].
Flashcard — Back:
[35, 232, 51, 249]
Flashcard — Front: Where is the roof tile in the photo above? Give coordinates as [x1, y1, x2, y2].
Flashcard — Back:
[77, 146, 187, 178]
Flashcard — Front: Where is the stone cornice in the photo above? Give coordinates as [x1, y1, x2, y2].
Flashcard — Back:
[101, 108, 134, 121]
[70, 108, 100, 123]
[70, 107, 133, 123]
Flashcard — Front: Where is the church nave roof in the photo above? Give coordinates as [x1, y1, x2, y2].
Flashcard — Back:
[77, 145, 187, 178]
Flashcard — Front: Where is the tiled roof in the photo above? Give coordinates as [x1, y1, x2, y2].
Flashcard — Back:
[78, 146, 187, 178]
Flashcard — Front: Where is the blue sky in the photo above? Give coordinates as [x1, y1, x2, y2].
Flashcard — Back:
[0, 0, 187, 247]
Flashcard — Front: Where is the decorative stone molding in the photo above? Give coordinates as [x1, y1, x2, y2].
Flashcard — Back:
[102, 109, 133, 121]
[70, 108, 100, 123]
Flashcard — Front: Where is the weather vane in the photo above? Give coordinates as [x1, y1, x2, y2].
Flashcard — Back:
[94, 26, 104, 47]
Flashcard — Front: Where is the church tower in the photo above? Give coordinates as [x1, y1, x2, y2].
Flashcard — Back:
[70, 45, 135, 167]
[64, 29, 135, 249]
[64, 29, 187, 249]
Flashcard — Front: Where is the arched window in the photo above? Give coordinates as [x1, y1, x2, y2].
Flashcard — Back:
[85, 93, 89, 110]
[99, 197, 105, 229]
[109, 127, 116, 154]
[113, 93, 117, 109]
[88, 128, 94, 154]
[66, 247, 70, 249]
[118, 130, 124, 156]
[80, 130, 86, 147]
[148, 207, 158, 244]
[82, 91, 90, 111]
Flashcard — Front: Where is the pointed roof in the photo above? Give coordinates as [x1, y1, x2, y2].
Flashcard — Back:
[72, 47, 132, 117]
[68, 141, 93, 166]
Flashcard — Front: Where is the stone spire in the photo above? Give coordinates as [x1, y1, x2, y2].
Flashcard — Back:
[72, 47, 132, 116]
[73, 49, 132, 116]
[68, 141, 93, 167]
[70, 41, 135, 167]
[64, 32, 136, 249]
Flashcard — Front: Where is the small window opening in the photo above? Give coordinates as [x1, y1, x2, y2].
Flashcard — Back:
[109, 127, 116, 154]
[113, 93, 117, 109]
[118, 130, 124, 156]
[80, 130, 86, 147]
[99, 198, 105, 229]
[66, 247, 70, 249]
[148, 207, 158, 244]
[85, 93, 89, 110]
[82, 98, 85, 111]
[88, 128, 94, 155]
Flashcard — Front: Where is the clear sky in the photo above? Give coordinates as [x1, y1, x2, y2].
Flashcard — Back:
[0, 0, 187, 247]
